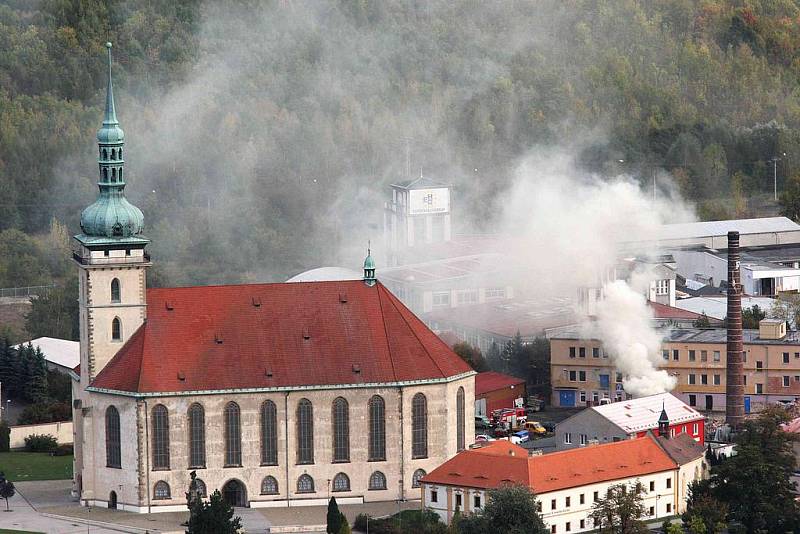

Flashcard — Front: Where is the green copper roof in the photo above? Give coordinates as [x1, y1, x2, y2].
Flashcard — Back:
[364, 253, 376, 270]
[78, 43, 145, 244]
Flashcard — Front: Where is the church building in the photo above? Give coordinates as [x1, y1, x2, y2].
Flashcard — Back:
[71, 44, 475, 512]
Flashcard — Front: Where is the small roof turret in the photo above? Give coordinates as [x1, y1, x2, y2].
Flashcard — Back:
[363, 245, 376, 287]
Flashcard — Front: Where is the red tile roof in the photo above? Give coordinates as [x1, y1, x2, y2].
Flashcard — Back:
[475, 371, 526, 396]
[90, 281, 473, 394]
[422, 434, 678, 493]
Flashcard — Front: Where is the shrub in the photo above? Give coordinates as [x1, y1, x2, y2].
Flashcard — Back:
[53, 443, 73, 456]
[0, 421, 9, 452]
[24, 433, 57, 452]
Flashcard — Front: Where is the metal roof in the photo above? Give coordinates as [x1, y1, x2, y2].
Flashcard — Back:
[13, 337, 79, 370]
[552, 326, 800, 345]
[657, 217, 800, 241]
[592, 393, 703, 433]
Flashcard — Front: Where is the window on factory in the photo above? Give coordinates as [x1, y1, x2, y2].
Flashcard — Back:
[662, 350, 669, 361]
[673, 350, 679, 361]
[297, 399, 314, 464]
[785, 353, 791, 364]
[592, 347, 600, 358]
[569, 371, 577, 381]
[714, 374, 721, 385]
[105, 406, 121, 468]
[224, 402, 241, 467]
[579, 371, 586, 382]
[412, 393, 428, 459]
[700, 350, 708, 362]
[188, 403, 205, 468]
[689, 350, 696, 362]
[743, 375, 747, 385]
[656, 279, 670, 295]
[756, 360, 763, 370]
[756, 383, 763, 394]
[564, 433, 572, 444]
[592, 391, 599, 403]
[713, 351, 720, 362]
[693, 423, 699, 435]
[579, 347, 586, 358]
[151, 404, 170, 470]
[569, 347, 576, 358]
[432, 292, 450, 307]
[784, 376, 791, 387]
[456, 387, 465, 452]
[332, 473, 350, 492]
[485, 288, 506, 299]
[261, 400, 278, 466]
[688, 374, 696, 385]
[332, 397, 350, 462]
[369, 395, 386, 461]
[111, 317, 122, 341]
[795, 352, 800, 359]
[580, 391, 586, 403]
[616, 372, 623, 383]
[369, 471, 386, 490]
[580, 434, 587, 446]
[110, 278, 120, 303]
[688, 394, 696, 406]
[701, 374, 708, 385]
[743, 351, 747, 362]
[456, 290, 478, 305]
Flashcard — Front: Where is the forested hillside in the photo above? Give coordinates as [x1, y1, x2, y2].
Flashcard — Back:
[3, 0, 800, 339]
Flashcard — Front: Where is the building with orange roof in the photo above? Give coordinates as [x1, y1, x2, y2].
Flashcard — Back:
[420, 432, 706, 532]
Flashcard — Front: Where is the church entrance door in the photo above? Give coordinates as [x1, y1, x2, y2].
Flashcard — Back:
[222, 479, 247, 507]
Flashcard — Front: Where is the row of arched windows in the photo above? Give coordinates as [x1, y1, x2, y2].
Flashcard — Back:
[104, 387, 466, 471]
[100, 147, 123, 160]
[101, 167, 123, 182]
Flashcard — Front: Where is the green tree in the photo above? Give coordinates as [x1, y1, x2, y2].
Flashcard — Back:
[25, 282, 79, 341]
[452, 342, 489, 372]
[186, 489, 242, 534]
[0, 421, 9, 452]
[682, 480, 727, 534]
[741, 304, 766, 329]
[589, 483, 648, 534]
[28, 345, 49, 403]
[327, 497, 342, 534]
[0, 338, 17, 400]
[693, 313, 711, 328]
[711, 406, 800, 532]
[458, 485, 548, 534]
[781, 174, 800, 221]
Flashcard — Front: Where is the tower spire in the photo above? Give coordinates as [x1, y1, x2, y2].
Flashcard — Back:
[103, 42, 118, 127]
[363, 242, 376, 286]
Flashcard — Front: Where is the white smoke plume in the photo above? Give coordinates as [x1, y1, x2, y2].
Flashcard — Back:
[498, 149, 692, 396]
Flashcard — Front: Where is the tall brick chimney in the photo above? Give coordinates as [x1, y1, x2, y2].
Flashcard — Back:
[726, 231, 745, 427]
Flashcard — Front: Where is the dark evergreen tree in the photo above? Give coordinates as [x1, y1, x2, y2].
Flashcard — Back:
[452, 342, 489, 372]
[326, 497, 342, 534]
[0, 338, 16, 401]
[186, 490, 242, 534]
[28, 345, 49, 403]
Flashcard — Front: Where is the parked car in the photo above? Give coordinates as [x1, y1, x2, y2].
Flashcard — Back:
[492, 427, 509, 438]
[475, 415, 491, 430]
[474, 434, 494, 443]
[523, 421, 547, 435]
[513, 430, 530, 443]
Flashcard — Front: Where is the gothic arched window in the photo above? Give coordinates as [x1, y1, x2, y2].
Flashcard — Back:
[368, 395, 386, 461]
[332, 472, 350, 492]
[457, 386, 466, 452]
[151, 404, 170, 469]
[261, 400, 278, 466]
[105, 406, 121, 468]
[332, 397, 349, 462]
[369, 471, 387, 490]
[261, 476, 278, 495]
[188, 403, 206, 468]
[412, 393, 428, 459]
[224, 402, 241, 467]
[111, 317, 122, 341]
[297, 399, 314, 464]
[297, 474, 314, 493]
[110, 278, 120, 303]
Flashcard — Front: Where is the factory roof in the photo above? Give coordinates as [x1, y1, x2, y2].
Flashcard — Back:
[657, 217, 800, 241]
[90, 280, 473, 394]
[673, 296, 776, 320]
[553, 326, 800, 345]
[390, 176, 451, 190]
[421, 433, 678, 493]
[13, 337, 80, 370]
[285, 266, 361, 282]
[380, 253, 511, 285]
[475, 371, 526, 396]
[585, 393, 704, 434]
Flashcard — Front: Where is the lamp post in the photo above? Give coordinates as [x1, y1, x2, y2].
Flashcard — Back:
[771, 153, 787, 201]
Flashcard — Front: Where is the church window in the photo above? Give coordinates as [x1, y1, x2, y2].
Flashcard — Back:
[188, 403, 206, 468]
[412, 469, 426, 488]
[368, 395, 385, 461]
[153, 481, 170, 500]
[112, 168, 117, 181]
[111, 317, 122, 341]
[456, 387, 465, 451]
[119, 148, 123, 159]
[195, 478, 207, 497]
[102, 148, 107, 160]
[224, 402, 241, 466]
[297, 399, 314, 464]
[111, 149, 116, 160]
[105, 406, 121, 468]
[412, 393, 428, 459]
[151, 404, 170, 470]
[369, 471, 387, 490]
[103, 168, 108, 181]
[332, 397, 349, 462]
[119, 169, 123, 181]
[111, 278, 120, 303]
[332, 473, 350, 492]
[297, 474, 314, 493]
[261, 476, 279, 495]
[261, 400, 278, 465]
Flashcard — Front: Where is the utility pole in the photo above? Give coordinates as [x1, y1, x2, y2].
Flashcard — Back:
[771, 153, 787, 202]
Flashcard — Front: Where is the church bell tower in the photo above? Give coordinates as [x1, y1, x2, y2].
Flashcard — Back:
[74, 43, 150, 385]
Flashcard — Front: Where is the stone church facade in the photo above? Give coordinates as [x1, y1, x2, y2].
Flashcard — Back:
[71, 44, 474, 513]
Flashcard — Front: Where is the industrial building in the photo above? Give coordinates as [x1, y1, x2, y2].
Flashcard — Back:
[474, 371, 527, 416]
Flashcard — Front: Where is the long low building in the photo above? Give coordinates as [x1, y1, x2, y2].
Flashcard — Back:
[550, 319, 800, 412]
[420, 432, 706, 532]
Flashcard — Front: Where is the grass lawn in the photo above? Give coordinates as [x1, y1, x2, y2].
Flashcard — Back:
[0, 452, 72, 481]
